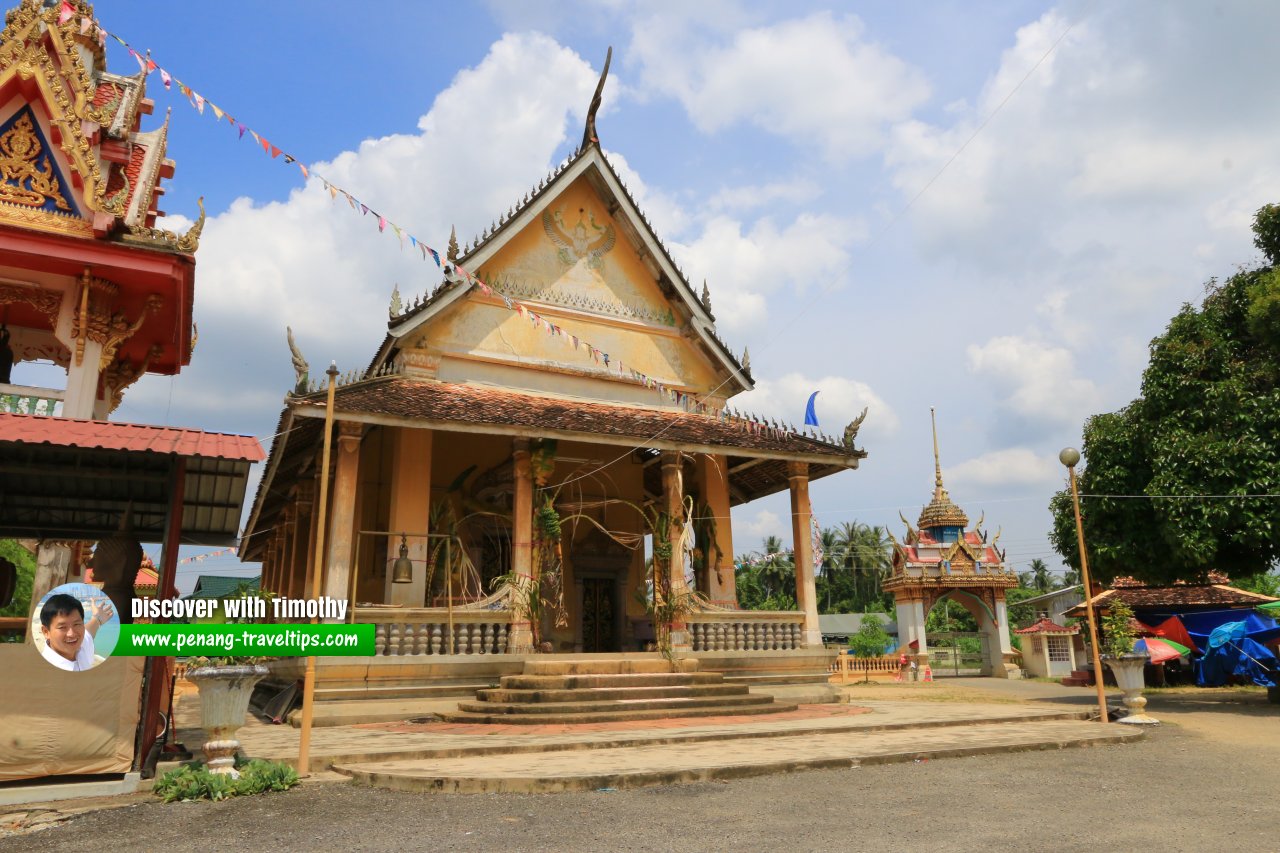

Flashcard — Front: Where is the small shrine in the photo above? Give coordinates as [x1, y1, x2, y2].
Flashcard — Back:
[1015, 616, 1079, 678]
[0, 0, 203, 421]
[885, 410, 1020, 677]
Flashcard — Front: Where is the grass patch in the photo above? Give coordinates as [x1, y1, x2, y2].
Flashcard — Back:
[154, 758, 299, 803]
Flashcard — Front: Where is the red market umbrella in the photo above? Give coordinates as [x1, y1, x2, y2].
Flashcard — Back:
[1134, 637, 1189, 664]
[1152, 614, 1200, 654]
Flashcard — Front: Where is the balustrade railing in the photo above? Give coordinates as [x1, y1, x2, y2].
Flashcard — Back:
[0, 384, 64, 417]
[356, 608, 514, 656]
[829, 651, 902, 682]
[686, 611, 805, 652]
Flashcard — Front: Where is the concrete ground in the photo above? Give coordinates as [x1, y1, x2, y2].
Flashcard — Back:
[2, 678, 1275, 850]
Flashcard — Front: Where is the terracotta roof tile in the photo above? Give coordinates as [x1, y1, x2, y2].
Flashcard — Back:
[0, 413, 264, 461]
[309, 377, 862, 461]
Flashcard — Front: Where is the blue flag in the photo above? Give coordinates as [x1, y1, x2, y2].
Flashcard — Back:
[804, 391, 820, 427]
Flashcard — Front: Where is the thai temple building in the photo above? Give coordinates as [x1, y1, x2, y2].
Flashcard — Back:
[242, 60, 869, 695]
[0, 0, 261, 784]
[885, 410, 1019, 676]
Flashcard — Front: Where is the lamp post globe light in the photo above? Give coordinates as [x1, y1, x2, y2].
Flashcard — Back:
[1059, 447, 1111, 724]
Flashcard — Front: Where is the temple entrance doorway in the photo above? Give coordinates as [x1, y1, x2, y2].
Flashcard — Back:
[581, 577, 618, 652]
[925, 631, 988, 677]
[570, 530, 632, 653]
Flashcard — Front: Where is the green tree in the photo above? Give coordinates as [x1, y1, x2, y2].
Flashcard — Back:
[847, 615, 893, 681]
[1028, 558, 1051, 593]
[0, 539, 36, 621]
[735, 537, 797, 611]
[1050, 204, 1280, 585]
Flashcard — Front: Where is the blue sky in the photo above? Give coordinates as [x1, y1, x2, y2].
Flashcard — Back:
[74, 2, 1280, 590]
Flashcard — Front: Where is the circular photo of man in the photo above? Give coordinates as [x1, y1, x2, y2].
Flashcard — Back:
[32, 583, 119, 671]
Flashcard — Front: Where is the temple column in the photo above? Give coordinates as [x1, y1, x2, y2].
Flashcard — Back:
[62, 340, 103, 420]
[279, 506, 297, 599]
[661, 451, 690, 650]
[293, 481, 315, 600]
[387, 427, 432, 606]
[323, 422, 363, 610]
[787, 461, 822, 648]
[992, 594, 1017, 678]
[509, 438, 534, 650]
[695, 453, 735, 606]
[894, 596, 929, 660]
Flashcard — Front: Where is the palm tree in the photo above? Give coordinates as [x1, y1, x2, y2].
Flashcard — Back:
[1029, 558, 1051, 593]
[833, 522, 892, 612]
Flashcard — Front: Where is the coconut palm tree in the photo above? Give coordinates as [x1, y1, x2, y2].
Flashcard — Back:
[1029, 558, 1051, 593]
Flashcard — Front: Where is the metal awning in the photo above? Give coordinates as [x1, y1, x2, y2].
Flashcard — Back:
[0, 413, 264, 545]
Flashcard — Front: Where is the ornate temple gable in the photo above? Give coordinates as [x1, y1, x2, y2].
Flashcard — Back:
[378, 146, 751, 407]
[0, 1, 192, 247]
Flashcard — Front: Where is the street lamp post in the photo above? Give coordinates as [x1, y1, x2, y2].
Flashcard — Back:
[1059, 447, 1111, 724]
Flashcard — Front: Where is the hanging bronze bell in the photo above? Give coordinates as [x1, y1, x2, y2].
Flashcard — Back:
[391, 534, 413, 583]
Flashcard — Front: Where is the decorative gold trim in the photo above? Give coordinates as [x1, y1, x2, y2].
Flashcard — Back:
[124, 196, 204, 253]
[0, 197, 91, 235]
[0, 280, 61, 327]
[98, 292, 161, 371]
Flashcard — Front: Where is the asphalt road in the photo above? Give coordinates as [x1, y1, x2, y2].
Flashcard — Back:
[4, 710, 1275, 853]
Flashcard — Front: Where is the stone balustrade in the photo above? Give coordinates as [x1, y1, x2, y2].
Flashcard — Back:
[0, 383, 64, 416]
[355, 607, 514, 656]
[686, 611, 805, 652]
[829, 651, 902, 682]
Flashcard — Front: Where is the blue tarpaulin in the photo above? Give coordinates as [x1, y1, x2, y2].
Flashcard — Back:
[1161, 609, 1280, 650]
[1195, 637, 1277, 688]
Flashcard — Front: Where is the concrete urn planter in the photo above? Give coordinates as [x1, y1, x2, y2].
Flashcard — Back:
[1103, 653, 1158, 725]
[187, 664, 268, 776]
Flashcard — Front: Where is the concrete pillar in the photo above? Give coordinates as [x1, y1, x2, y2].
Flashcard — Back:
[787, 461, 822, 648]
[695, 453, 735, 606]
[661, 451, 690, 650]
[387, 427, 432, 606]
[323, 422, 362, 609]
[293, 481, 315, 598]
[279, 506, 296, 599]
[510, 438, 534, 649]
[62, 339, 102, 419]
[895, 596, 928, 658]
[992, 594, 1017, 678]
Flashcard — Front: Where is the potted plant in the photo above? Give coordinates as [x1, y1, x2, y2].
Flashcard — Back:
[185, 585, 274, 776]
[1099, 599, 1158, 725]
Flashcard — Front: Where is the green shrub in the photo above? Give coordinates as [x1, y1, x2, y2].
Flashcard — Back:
[154, 758, 299, 803]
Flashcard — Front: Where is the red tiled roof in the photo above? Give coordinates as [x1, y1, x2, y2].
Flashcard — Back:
[1068, 584, 1278, 616]
[1015, 616, 1077, 635]
[305, 376, 862, 461]
[86, 565, 159, 590]
[1112, 572, 1232, 588]
[0, 414, 264, 461]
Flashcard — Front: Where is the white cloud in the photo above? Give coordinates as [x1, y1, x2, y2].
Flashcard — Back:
[631, 11, 929, 161]
[966, 336, 1100, 428]
[673, 213, 864, 332]
[738, 509, 783, 542]
[947, 447, 1060, 491]
[732, 372, 897, 439]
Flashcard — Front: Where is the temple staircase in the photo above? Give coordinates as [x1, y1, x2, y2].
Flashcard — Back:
[439, 658, 797, 724]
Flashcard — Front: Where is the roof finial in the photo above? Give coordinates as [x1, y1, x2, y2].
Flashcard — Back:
[447, 226, 459, 262]
[581, 46, 613, 150]
[931, 406, 944, 497]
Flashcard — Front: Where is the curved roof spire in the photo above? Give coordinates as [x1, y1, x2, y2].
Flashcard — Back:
[581, 46, 613, 150]
[919, 407, 968, 529]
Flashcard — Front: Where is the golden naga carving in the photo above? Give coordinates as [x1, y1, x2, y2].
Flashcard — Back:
[0, 281, 61, 328]
[127, 196, 205, 253]
[104, 342, 161, 413]
[98, 293, 162, 371]
[0, 111, 70, 210]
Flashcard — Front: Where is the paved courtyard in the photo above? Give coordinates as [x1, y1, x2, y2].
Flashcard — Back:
[2, 680, 1275, 851]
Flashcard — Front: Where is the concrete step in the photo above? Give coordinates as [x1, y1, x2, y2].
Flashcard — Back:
[286, 697, 462, 728]
[459, 692, 774, 717]
[334, 717, 1142, 793]
[522, 658, 699, 676]
[723, 673, 832, 685]
[477, 684, 748, 704]
[500, 672, 722, 690]
[315, 683, 494, 701]
[438, 701, 800, 726]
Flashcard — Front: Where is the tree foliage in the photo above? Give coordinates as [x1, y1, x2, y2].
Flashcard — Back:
[0, 539, 35, 621]
[847, 614, 892, 659]
[1050, 205, 1280, 584]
